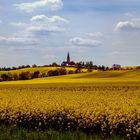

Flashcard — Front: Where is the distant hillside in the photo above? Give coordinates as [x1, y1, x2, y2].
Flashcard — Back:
[0, 69, 139, 85]
[74, 70, 140, 78]
[0, 66, 76, 75]
[0, 66, 89, 82]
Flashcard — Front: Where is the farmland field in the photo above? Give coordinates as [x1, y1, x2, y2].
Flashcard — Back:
[0, 70, 140, 139]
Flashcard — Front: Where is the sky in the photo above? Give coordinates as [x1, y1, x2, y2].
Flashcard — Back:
[0, 0, 140, 67]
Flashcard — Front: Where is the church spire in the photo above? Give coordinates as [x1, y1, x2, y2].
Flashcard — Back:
[67, 52, 70, 63]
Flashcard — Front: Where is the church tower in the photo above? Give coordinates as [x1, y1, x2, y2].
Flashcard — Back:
[67, 52, 70, 64]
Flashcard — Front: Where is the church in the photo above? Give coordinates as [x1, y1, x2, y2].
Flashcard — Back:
[61, 52, 75, 66]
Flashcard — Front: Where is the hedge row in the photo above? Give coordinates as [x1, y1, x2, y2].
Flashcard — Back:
[0, 68, 78, 82]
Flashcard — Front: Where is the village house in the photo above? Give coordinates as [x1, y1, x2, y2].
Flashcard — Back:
[112, 64, 121, 70]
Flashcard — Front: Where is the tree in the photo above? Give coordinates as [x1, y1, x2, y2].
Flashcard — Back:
[75, 62, 82, 73]
[31, 71, 40, 79]
[93, 65, 98, 70]
[47, 70, 59, 76]
[7, 73, 13, 81]
[68, 70, 74, 74]
[12, 67, 16, 70]
[19, 72, 30, 80]
[32, 64, 37, 68]
[101, 65, 106, 71]
[52, 62, 58, 67]
[41, 72, 47, 77]
[58, 68, 67, 75]
[82, 62, 85, 67]
[13, 73, 19, 80]
[1, 74, 9, 81]
[87, 61, 93, 72]
[136, 66, 140, 69]
[106, 67, 109, 71]
[26, 65, 31, 68]
[98, 65, 102, 70]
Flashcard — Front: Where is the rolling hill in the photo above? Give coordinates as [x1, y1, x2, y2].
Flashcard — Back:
[0, 69, 139, 85]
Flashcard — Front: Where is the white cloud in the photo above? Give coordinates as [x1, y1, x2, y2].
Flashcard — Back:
[8, 15, 68, 37]
[86, 32, 103, 39]
[111, 51, 120, 56]
[70, 37, 102, 47]
[31, 15, 48, 22]
[31, 15, 69, 23]
[14, 0, 63, 13]
[24, 15, 68, 36]
[9, 22, 28, 27]
[124, 12, 134, 17]
[0, 36, 39, 46]
[70, 33, 103, 47]
[25, 25, 65, 36]
[115, 18, 140, 31]
[0, 20, 2, 24]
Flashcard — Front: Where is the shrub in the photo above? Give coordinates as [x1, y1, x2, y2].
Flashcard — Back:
[41, 72, 47, 77]
[47, 70, 59, 77]
[19, 72, 31, 80]
[68, 70, 75, 74]
[58, 68, 67, 75]
[31, 71, 40, 79]
[1, 74, 9, 81]
[13, 73, 19, 81]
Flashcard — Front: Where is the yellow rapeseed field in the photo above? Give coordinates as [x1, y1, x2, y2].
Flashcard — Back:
[0, 81, 140, 139]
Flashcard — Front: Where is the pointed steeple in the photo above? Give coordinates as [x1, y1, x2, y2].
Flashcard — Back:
[67, 52, 70, 64]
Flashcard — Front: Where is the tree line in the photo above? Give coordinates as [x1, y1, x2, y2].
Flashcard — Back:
[0, 61, 106, 71]
[0, 64, 38, 71]
[0, 63, 109, 82]
[0, 62, 140, 82]
[0, 68, 80, 82]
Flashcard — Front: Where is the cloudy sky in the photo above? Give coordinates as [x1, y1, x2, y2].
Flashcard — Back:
[0, 0, 140, 67]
